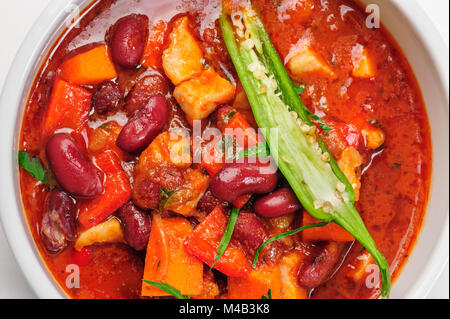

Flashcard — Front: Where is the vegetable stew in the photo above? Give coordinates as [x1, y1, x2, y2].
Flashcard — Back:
[19, 0, 431, 299]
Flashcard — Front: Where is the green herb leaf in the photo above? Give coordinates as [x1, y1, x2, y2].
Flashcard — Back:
[236, 142, 270, 159]
[160, 188, 176, 210]
[18, 151, 48, 186]
[212, 207, 240, 268]
[304, 109, 331, 133]
[253, 222, 328, 268]
[226, 111, 237, 121]
[261, 289, 272, 299]
[143, 280, 190, 299]
[294, 83, 306, 95]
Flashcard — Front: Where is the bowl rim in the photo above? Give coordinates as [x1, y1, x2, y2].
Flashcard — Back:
[0, 0, 448, 299]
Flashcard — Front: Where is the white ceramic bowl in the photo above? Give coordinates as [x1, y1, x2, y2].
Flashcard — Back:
[0, 0, 448, 299]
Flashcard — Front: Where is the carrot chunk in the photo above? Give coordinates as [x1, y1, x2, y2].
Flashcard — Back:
[228, 265, 281, 299]
[142, 215, 204, 297]
[59, 45, 117, 85]
[183, 207, 251, 277]
[302, 210, 355, 242]
[42, 78, 91, 139]
[78, 151, 131, 228]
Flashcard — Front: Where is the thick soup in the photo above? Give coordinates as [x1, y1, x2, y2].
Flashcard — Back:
[19, 0, 431, 299]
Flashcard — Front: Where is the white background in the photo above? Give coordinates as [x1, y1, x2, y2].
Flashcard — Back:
[0, 0, 448, 299]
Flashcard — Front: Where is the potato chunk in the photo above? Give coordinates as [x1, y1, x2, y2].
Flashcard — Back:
[74, 218, 124, 251]
[279, 251, 308, 299]
[162, 17, 204, 85]
[338, 147, 363, 201]
[173, 68, 236, 122]
[287, 47, 333, 79]
[362, 125, 385, 149]
[352, 44, 375, 78]
[162, 168, 210, 217]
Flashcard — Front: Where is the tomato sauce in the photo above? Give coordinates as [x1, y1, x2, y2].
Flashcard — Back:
[19, 0, 431, 299]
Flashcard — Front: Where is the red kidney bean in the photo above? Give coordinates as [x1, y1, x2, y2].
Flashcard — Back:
[117, 95, 169, 153]
[297, 242, 344, 289]
[254, 187, 302, 218]
[117, 202, 151, 251]
[46, 133, 103, 198]
[232, 211, 281, 262]
[210, 159, 278, 202]
[110, 14, 147, 68]
[132, 177, 161, 210]
[41, 189, 77, 253]
[91, 81, 122, 115]
[125, 74, 170, 115]
[197, 189, 229, 214]
[233, 211, 268, 251]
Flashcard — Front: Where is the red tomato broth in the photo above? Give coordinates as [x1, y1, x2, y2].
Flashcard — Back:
[18, 0, 431, 299]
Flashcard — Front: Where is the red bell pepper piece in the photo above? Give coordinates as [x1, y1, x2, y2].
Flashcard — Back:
[141, 20, 169, 70]
[232, 195, 252, 209]
[78, 151, 131, 229]
[42, 77, 91, 140]
[183, 206, 251, 277]
[225, 111, 260, 149]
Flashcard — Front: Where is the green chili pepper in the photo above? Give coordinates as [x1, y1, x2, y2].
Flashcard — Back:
[220, 9, 390, 298]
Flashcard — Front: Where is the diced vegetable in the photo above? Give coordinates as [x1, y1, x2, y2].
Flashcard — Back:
[87, 121, 126, 160]
[302, 210, 354, 242]
[138, 131, 192, 169]
[347, 250, 375, 282]
[337, 147, 362, 201]
[192, 270, 220, 299]
[142, 215, 203, 297]
[232, 195, 252, 210]
[59, 45, 117, 85]
[183, 206, 251, 277]
[74, 217, 124, 251]
[352, 44, 375, 78]
[279, 251, 308, 299]
[287, 47, 334, 78]
[141, 20, 169, 70]
[202, 137, 227, 177]
[42, 78, 91, 139]
[220, 10, 390, 297]
[361, 125, 385, 149]
[162, 168, 210, 217]
[78, 151, 131, 228]
[225, 111, 260, 149]
[229, 251, 308, 299]
[173, 67, 236, 123]
[162, 16, 204, 85]
[228, 265, 281, 299]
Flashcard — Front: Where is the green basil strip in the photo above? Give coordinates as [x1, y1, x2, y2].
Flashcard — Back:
[261, 289, 272, 299]
[253, 222, 328, 268]
[143, 280, 190, 299]
[212, 207, 240, 268]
